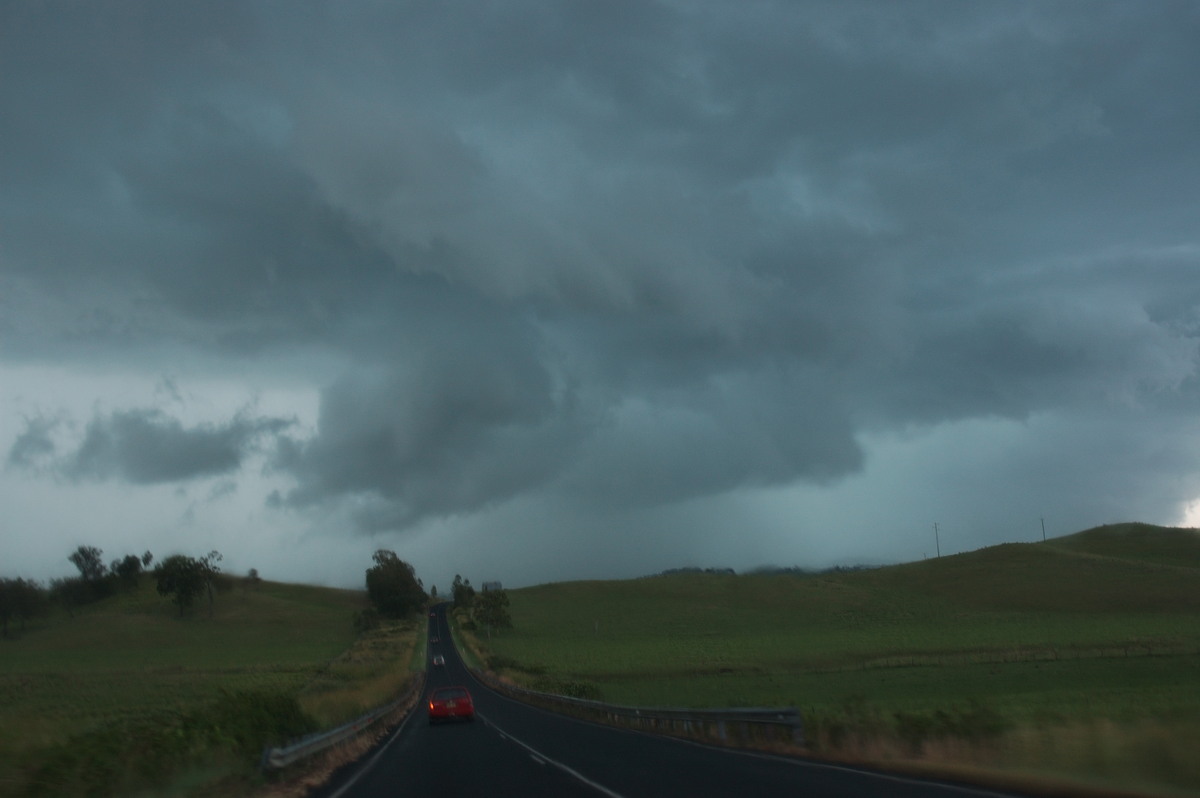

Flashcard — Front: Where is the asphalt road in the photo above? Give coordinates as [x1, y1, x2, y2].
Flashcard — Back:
[316, 606, 1026, 798]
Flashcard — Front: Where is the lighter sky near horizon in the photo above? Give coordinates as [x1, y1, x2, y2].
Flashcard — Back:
[3, 2, 1200, 593]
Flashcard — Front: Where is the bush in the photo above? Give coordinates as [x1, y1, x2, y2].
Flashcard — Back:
[354, 608, 381, 633]
[893, 700, 1009, 753]
[530, 677, 603, 701]
[23, 690, 317, 797]
[806, 696, 885, 752]
[486, 655, 546, 675]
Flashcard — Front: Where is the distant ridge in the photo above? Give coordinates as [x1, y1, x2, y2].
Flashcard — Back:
[848, 522, 1200, 613]
[627, 523, 1200, 615]
[639, 524, 1198, 585]
[1045, 522, 1200, 570]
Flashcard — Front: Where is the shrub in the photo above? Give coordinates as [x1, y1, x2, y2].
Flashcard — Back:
[486, 655, 546, 675]
[23, 690, 317, 797]
[530, 677, 603, 701]
[893, 701, 1010, 754]
[354, 608, 381, 633]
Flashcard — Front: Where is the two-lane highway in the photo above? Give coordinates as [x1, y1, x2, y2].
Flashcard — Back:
[317, 606, 1025, 798]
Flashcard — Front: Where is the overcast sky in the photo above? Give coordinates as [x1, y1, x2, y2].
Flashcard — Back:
[3, 2, 1199, 593]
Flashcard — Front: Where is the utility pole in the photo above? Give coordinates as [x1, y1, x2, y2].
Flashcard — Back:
[933, 522, 941, 558]
[1040, 517, 1046, 542]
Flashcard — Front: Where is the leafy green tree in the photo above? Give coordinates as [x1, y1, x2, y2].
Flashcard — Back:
[0, 579, 17, 638]
[68, 545, 107, 582]
[113, 554, 144, 588]
[472, 588, 512, 638]
[451, 574, 476, 609]
[49, 577, 91, 616]
[14, 578, 46, 631]
[67, 544, 116, 602]
[365, 550, 426, 618]
[0, 578, 46, 638]
[155, 555, 207, 616]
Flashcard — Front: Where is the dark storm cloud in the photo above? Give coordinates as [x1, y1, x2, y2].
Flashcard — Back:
[2, 1, 1199, 546]
[273, 305, 589, 529]
[53, 409, 294, 485]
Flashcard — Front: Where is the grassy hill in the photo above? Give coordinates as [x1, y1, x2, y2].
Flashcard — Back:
[6, 523, 1197, 796]
[0, 577, 421, 797]
[1045, 521, 1200, 570]
[464, 523, 1200, 796]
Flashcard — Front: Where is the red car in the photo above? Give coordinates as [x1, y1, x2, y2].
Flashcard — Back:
[428, 686, 475, 724]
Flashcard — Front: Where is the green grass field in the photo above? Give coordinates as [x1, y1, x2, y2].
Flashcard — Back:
[6, 522, 1198, 796]
[0, 577, 419, 797]
[464, 523, 1200, 796]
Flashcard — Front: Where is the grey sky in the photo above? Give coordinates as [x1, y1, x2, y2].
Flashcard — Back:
[3, 1, 1199, 591]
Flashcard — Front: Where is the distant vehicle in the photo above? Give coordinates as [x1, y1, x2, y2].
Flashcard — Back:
[430, 611, 436, 617]
[428, 686, 474, 724]
[430, 636, 439, 643]
[432, 654, 445, 667]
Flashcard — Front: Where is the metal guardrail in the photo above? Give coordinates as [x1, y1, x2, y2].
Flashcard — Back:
[260, 671, 426, 771]
[469, 667, 804, 748]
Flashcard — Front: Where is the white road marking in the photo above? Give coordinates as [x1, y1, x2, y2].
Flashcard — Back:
[326, 704, 420, 798]
[480, 712, 626, 798]
[478, 683, 1021, 797]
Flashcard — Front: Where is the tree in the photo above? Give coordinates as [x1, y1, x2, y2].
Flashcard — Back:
[113, 554, 144, 588]
[49, 577, 91, 616]
[365, 550, 426, 618]
[0, 579, 17, 637]
[472, 588, 512, 638]
[155, 555, 207, 616]
[0, 578, 46, 638]
[68, 545, 107, 583]
[451, 574, 475, 609]
[430, 585, 438, 599]
[199, 551, 222, 617]
[67, 544, 115, 602]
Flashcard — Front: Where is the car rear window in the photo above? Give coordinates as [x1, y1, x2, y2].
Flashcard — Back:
[434, 688, 468, 700]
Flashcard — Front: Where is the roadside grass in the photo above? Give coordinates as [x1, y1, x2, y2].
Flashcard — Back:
[470, 524, 1200, 796]
[297, 616, 425, 727]
[0, 577, 419, 797]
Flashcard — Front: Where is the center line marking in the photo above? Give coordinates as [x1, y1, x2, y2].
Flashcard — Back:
[480, 712, 626, 798]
